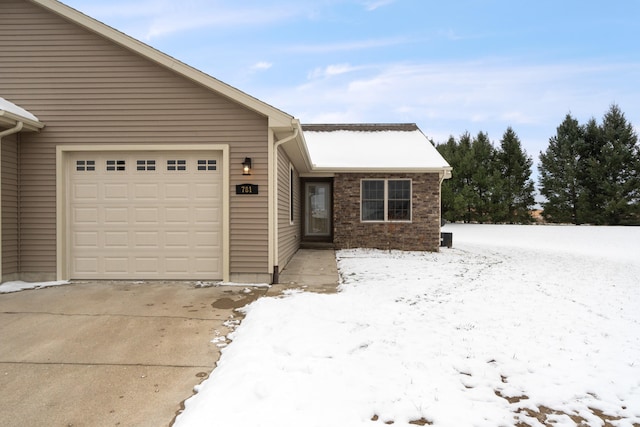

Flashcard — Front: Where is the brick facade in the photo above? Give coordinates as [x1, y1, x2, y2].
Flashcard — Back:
[333, 173, 442, 251]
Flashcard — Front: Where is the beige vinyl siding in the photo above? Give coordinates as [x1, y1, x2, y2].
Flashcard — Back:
[0, 0, 269, 279]
[2, 134, 19, 278]
[229, 148, 269, 277]
[277, 147, 300, 270]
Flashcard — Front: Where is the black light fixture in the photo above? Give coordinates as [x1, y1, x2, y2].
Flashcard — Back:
[242, 157, 252, 175]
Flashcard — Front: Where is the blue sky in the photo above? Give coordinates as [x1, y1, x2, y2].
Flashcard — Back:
[64, 0, 640, 177]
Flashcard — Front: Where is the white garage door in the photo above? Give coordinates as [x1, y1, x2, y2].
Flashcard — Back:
[68, 151, 223, 280]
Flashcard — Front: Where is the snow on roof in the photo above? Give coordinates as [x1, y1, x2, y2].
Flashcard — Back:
[0, 97, 40, 122]
[302, 124, 451, 170]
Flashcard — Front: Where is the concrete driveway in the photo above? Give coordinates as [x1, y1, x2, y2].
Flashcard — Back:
[0, 281, 265, 427]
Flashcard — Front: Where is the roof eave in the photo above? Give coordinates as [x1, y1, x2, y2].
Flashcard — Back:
[309, 166, 453, 174]
[0, 110, 45, 132]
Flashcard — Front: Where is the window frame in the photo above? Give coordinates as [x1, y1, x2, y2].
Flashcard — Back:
[360, 178, 412, 223]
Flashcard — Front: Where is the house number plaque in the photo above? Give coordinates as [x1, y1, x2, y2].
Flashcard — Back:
[236, 184, 259, 195]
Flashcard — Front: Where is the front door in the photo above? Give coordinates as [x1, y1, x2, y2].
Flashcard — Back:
[304, 181, 332, 240]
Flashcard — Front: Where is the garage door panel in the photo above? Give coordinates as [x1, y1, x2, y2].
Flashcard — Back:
[104, 257, 129, 274]
[134, 258, 159, 274]
[68, 151, 223, 280]
[104, 207, 128, 224]
[165, 231, 189, 248]
[195, 207, 219, 223]
[104, 183, 129, 200]
[134, 231, 159, 247]
[135, 208, 159, 224]
[73, 207, 99, 224]
[165, 258, 189, 274]
[195, 183, 219, 199]
[195, 258, 218, 274]
[195, 231, 218, 248]
[74, 231, 98, 248]
[134, 183, 159, 199]
[104, 231, 128, 248]
[75, 258, 98, 273]
[73, 183, 98, 201]
[165, 183, 190, 200]
[165, 207, 190, 224]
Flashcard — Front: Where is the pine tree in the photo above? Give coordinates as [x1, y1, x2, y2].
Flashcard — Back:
[538, 114, 583, 224]
[470, 132, 499, 223]
[437, 136, 464, 222]
[577, 118, 606, 224]
[457, 132, 477, 223]
[494, 127, 535, 223]
[577, 105, 640, 224]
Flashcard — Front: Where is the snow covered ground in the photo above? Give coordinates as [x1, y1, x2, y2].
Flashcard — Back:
[0, 280, 69, 293]
[175, 224, 640, 427]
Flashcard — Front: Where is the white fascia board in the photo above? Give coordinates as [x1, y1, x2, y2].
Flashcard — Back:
[0, 110, 45, 132]
[309, 166, 453, 174]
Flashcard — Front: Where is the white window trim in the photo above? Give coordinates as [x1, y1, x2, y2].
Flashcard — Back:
[360, 178, 412, 223]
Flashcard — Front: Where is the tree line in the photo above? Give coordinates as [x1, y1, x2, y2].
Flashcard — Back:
[436, 104, 640, 225]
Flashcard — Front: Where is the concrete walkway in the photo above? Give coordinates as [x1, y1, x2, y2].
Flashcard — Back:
[0, 249, 339, 427]
[268, 249, 340, 296]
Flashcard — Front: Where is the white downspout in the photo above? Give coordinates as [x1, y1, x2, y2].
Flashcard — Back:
[271, 126, 299, 284]
[0, 121, 25, 282]
[0, 121, 23, 138]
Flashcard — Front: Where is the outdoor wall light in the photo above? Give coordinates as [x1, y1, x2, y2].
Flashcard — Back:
[242, 157, 252, 175]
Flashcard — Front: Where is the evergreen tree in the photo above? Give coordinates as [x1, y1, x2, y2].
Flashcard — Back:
[538, 114, 583, 224]
[597, 104, 640, 224]
[437, 136, 464, 222]
[457, 132, 477, 223]
[577, 118, 606, 224]
[470, 131, 499, 223]
[494, 127, 535, 223]
[576, 105, 640, 224]
[437, 133, 480, 222]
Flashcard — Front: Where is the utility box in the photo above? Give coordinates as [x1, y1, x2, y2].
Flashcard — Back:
[440, 232, 453, 248]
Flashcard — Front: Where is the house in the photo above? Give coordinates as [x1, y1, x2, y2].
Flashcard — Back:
[0, 0, 452, 284]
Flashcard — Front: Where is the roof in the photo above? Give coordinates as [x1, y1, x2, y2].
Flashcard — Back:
[301, 123, 452, 172]
[26, 0, 295, 131]
[0, 97, 44, 131]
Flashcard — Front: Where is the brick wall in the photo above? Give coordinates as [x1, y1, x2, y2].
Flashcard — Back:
[333, 173, 442, 251]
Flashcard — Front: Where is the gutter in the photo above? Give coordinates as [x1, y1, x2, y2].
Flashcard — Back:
[270, 123, 300, 284]
[0, 121, 24, 138]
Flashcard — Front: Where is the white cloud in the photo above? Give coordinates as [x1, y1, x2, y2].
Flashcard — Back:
[68, 0, 303, 40]
[361, 0, 395, 11]
[286, 36, 411, 54]
[307, 63, 363, 79]
[252, 62, 273, 71]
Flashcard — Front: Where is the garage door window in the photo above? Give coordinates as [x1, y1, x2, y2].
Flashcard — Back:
[197, 159, 217, 171]
[76, 160, 95, 171]
[136, 160, 156, 171]
[106, 160, 126, 171]
[167, 160, 187, 171]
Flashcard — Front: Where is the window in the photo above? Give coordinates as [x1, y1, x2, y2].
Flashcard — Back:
[167, 159, 186, 171]
[136, 160, 156, 171]
[361, 179, 411, 222]
[106, 160, 125, 171]
[76, 160, 95, 171]
[197, 159, 217, 171]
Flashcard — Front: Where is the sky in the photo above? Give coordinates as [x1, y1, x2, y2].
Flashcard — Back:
[62, 0, 640, 177]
